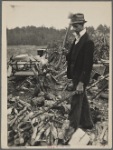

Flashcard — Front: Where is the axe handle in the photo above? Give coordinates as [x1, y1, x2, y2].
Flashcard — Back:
[55, 24, 71, 70]
[62, 24, 71, 48]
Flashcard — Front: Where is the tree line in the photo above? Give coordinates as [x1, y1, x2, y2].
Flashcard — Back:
[7, 25, 110, 46]
[7, 26, 67, 46]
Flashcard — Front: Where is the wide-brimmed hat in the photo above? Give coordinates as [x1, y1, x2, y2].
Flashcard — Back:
[69, 13, 87, 24]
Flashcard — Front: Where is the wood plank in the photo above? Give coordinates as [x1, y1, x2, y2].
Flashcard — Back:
[14, 71, 34, 76]
[69, 128, 90, 146]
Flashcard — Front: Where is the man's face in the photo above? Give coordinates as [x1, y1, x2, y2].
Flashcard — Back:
[72, 23, 84, 34]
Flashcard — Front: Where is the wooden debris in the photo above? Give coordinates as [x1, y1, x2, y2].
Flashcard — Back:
[69, 128, 90, 146]
[7, 47, 109, 147]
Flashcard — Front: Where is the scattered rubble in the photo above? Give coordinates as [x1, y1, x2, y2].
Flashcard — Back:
[7, 51, 109, 147]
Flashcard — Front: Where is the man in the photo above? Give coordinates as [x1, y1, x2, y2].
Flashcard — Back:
[66, 13, 94, 131]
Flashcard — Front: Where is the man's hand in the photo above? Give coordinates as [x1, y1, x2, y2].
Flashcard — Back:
[76, 82, 84, 94]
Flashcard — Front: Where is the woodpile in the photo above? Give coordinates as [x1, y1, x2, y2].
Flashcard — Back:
[8, 51, 109, 147]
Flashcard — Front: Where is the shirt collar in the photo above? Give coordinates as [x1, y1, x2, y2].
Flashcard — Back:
[74, 28, 86, 40]
[79, 28, 86, 37]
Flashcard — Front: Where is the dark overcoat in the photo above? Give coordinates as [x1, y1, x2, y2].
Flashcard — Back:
[66, 32, 94, 86]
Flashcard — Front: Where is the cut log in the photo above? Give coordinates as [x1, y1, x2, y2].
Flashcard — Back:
[93, 64, 106, 75]
[7, 65, 12, 77]
[99, 123, 108, 142]
[14, 71, 34, 76]
[55, 69, 66, 79]
[100, 92, 108, 99]
[18, 99, 31, 108]
[68, 128, 90, 146]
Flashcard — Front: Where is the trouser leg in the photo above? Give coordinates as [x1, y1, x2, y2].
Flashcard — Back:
[68, 93, 84, 130]
[80, 92, 94, 127]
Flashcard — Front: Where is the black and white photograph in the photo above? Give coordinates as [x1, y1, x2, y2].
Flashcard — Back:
[1, 1, 112, 148]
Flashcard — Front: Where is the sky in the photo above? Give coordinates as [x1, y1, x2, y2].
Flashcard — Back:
[3, 1, 112, 30]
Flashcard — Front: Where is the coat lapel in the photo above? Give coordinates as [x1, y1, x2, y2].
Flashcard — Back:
[72, 33, 89, 62]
